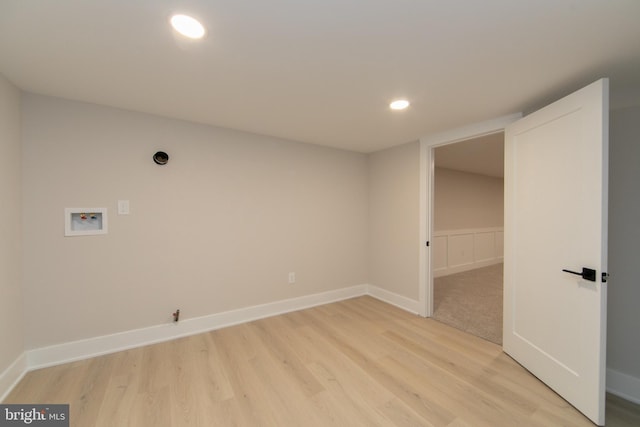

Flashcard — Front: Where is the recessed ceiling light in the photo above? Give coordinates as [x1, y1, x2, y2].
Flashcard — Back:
[170, 14, 206, 39]
[390, 99, 410, 110]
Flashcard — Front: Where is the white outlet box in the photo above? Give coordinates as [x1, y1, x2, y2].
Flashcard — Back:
[288, 272, 296, 284]
[64, 207, 108, 236]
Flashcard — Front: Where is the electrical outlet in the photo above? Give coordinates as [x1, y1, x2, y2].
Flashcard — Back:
[288, 272, 296, 284]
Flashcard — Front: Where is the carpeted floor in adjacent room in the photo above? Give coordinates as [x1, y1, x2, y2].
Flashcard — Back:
[433, 263, 503, 345]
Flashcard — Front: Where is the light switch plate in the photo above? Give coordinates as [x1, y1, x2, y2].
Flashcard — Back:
[117, 200, 130, 215]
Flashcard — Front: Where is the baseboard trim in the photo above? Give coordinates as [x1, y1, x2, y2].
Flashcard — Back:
[607, 367, 640, 404]
[10, 293, 640, 410]
[0, 353, 27, 402]
[367, 285, 421, 314]
[14, 289, 639, 409]
[27, 285, 369, 370]
[434, 258, 502, 278]
[5, 284, 419, 400]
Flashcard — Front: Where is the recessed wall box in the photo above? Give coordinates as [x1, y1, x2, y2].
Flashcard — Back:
[64, 208, 108, 236]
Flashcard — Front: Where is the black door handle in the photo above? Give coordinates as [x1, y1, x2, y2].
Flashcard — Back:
[562, 267, 596, 282]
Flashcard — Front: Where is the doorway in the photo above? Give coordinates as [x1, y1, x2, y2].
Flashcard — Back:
[419, 80, 609, 424]
[431, 133, 504, 344]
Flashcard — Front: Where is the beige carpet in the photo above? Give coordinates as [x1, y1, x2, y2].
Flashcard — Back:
[433, 263, 503, 345]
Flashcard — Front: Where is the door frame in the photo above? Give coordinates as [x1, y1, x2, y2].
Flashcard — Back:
[418, 113, 522, 317]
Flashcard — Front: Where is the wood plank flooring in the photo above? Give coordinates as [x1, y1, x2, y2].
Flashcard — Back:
[4, 296, 639, 426]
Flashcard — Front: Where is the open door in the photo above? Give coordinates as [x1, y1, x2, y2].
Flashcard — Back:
[503, 79, 608, 425]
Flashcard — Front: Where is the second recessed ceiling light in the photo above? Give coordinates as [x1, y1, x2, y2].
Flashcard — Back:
[390, 100, 410, 110]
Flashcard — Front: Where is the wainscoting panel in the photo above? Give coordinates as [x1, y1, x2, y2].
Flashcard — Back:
[433, 236, 448, 272]
[474, 231, 496, 263]
[447, 233, 474, 269]
[433, 227, 504, 277]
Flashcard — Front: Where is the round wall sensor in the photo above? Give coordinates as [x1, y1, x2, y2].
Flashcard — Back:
[153, 151, 169, 165]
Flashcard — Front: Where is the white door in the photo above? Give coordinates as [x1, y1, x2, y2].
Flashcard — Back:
[503, 79, 608, 425]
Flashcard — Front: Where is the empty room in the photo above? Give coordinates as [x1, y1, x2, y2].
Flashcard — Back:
[1, 1, 640, 426]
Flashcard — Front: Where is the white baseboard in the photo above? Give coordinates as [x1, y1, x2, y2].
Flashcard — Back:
[607, 367, 640, 404]
[13, 292, 638, 410]
[0, 352, 27, 402]
[434, 258, 502, 278]
[27, 285, 369, 370]
[4, 284, 419, 400]
[367, 285, 421, 314]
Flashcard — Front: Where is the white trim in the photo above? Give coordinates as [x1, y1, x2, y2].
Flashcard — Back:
[26, 285, 368, 370]
[419, 113, 522, 147]
[0, 352, 27, 402]
[3, 285, 419, 399]
[435, 259, 502, 278]
[418, 140, 429, 317]
[607, 368, 640, 404]
[367, 285, 421, 314]
[434, 226, 504, 236]
[418, 113, 522, 320]
[8, 285, 638, 409]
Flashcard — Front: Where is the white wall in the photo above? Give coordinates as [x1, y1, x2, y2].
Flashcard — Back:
[21, 94, 368, 350]
[0, 75, 24, 379]
[368, 142, 420, 301]
[433, 167, 503, 231]
[432, 167, 504, 276]
[607, 105, 640, 400]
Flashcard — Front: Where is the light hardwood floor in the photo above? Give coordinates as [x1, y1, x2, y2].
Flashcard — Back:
[5, 296, 639, 426]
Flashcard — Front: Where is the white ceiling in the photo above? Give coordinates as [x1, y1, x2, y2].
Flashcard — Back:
[1, 1, 639, 153]
[435, 133, 504, 178]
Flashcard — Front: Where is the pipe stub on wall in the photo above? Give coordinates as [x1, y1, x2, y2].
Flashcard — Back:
[153, 151, 169, 165]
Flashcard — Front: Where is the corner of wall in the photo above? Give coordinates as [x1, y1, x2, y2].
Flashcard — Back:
[0, 74, 26, 403]
[0, 353, 27, 403]
[607, 368, 640, 405]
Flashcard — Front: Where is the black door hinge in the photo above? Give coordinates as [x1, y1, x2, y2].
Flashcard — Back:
[426, 241, 430, 247]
